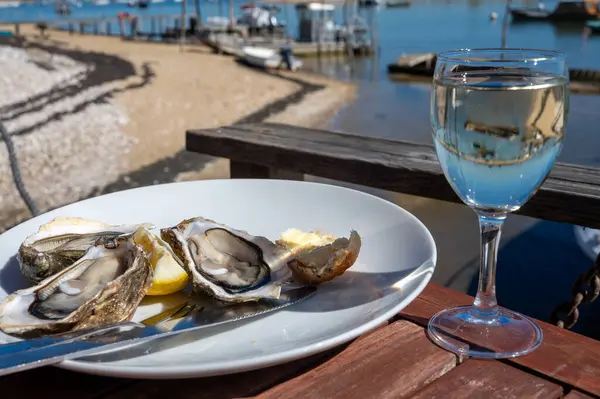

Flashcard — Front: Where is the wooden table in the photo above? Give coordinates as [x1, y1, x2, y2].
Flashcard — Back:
[2, 282, 599, 398]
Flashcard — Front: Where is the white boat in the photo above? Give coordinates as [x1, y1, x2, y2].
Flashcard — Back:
[241, 46, 302, 71]
[206, 16, 230, 27]
[237, 4, 282, 28]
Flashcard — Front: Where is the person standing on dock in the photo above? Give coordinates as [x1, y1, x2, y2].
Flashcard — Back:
[278, 38, 294, 71]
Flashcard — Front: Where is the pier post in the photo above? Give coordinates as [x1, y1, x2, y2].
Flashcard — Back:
[180, 3, 187, 49]
[158, 16, 163, 34]
[79, 23, 84, 35]
[130, 17, 138, 39]
[106, 21, 111, 36]
[68, 23, 74, 35]
[14, 23, 20, 37]
[119, 17, 126, 37]
[151, 17, 156, 38]
[93, 22, 99, 35]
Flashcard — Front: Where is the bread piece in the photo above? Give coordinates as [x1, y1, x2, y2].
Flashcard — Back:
[277, 229, 361, 285]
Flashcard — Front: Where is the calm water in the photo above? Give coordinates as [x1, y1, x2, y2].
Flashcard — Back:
[307, 1, 600, 167]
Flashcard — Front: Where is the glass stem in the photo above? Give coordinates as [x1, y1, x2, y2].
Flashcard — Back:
[473, 211, 506, 318]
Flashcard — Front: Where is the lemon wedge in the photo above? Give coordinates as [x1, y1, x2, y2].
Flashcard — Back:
[132, 227, 189, 296]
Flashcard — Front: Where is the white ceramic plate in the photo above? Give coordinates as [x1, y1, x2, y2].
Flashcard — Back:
[0, 179, 436, 379]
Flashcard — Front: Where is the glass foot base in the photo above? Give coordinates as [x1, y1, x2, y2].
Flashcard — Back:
[427, 305, 542, 359]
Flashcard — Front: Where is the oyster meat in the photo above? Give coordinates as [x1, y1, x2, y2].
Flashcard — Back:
[0, 237, 153, 338]
[161, 217, 295, 302]
[277, 228, 361, 285]
[19, 217, 152, 284]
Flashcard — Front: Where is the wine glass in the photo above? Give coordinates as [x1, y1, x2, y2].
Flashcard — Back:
[428, 48, 569, 359]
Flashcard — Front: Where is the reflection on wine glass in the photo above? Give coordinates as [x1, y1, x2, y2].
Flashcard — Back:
[428, 48, 569, 359]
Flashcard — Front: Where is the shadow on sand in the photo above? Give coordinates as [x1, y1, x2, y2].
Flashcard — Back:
[0, 36, 156, 140]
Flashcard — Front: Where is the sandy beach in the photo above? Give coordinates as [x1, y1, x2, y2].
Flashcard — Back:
[0, 26, 356, 231]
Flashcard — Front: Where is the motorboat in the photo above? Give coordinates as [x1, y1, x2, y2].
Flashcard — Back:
[237, 4, 284, 28]
[509, 0, 595, 22]
[359, 0, 381, 6]
[206, 16, 231, 27]
[55, 1, 71, 15]
[128, 0, 149, 8]
[241, 46, 302, 71]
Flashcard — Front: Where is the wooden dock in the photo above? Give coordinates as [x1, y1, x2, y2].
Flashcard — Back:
[200, 29, 373, 59]
[1, 16, 373, 57]
[387, 52, 600, 95]
[0, 13, 199, 41]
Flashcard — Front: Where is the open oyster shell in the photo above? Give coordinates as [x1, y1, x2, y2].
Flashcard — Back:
[161, 217, 295, 303]
[18, 217, 153, 284]
[276, 229, 361, 285]
[0, 237, 153, 338]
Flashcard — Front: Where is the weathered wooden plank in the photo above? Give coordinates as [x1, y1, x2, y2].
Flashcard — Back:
[564, 391, 594, 399]
[100, 322, 390, 399]
[398, 283, 600, 397]
[230, 161, 303, 180]
[407, 359, 563, 399]
[186, 123, 600, 229]
[0, 366, 133, 399]
[100, 345, 348, 399]
[254, 320, 459, 399]
[565, 390, 597, 399]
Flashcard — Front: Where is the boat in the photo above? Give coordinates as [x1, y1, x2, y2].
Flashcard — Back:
[206, 16, 231, 27]
[359, 0, 380, 6]
[55, 0, 71, 15]
[387, 52, 600, 83]
[509, 0, 596, 22]
[127, 0, 148, 8]
[237, 4, 287, 36]
[386, 0, 411, 7]
[387, 52, 437, 76]
[202, 32, 247, 56]
[241, 46, 302, 71]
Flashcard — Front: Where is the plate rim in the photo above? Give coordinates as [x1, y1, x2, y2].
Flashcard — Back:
[1, 179, 437, 379]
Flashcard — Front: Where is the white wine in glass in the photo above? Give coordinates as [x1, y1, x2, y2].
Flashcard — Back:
[428, 48, 569, 359]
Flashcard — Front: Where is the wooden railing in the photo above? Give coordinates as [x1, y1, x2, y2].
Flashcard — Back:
[186, 122, 600, 229]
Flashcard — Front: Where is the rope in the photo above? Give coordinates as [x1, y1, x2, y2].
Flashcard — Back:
[0, 121, 39, 217]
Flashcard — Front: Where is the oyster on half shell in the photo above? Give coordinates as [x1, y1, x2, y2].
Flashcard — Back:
[19, 217, 153, 284]
[161, 217, 295, 302]
[0, 237, 153, 338]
